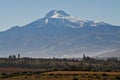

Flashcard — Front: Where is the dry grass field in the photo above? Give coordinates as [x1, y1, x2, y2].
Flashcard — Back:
[0, 69, 120, 80]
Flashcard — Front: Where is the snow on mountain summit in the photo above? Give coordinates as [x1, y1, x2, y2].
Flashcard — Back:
[25, 10, 110, 29]
[45, 10, 81, 23]
[45, 10, 109, 27]
[46, 10, 70, 18]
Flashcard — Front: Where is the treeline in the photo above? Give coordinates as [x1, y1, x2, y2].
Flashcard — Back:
[0, 54, 120, 72]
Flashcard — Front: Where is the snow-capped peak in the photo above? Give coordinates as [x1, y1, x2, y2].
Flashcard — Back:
[46, 10, 70, 18]
[26, 10, 110, 29]
[45, 10, 81, 22]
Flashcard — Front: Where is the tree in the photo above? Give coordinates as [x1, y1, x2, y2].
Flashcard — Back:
[12, 55, 16, 60]
[18, 54, 20, 58]
[9, 55, 12, 60]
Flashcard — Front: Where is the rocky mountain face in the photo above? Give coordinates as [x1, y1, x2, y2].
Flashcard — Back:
[0, 10, 120, 58]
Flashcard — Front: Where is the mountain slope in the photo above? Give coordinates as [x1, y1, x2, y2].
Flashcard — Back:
[0, 10, 120, 58]
[97, 49, 120, 58]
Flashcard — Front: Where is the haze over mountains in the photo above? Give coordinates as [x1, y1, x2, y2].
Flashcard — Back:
[98, 49, 120, 58]
[0, 10, 120, 58]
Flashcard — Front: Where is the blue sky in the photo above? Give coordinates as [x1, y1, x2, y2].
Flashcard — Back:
[0, 0, 120, 31]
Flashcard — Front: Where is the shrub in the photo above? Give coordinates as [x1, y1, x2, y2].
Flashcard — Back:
[73, 76, 79, 80]
[1, 73, 8, 76]
[49, 74, 54, 76]
[101, 73, 108, 76]
[21, 71, 27, 75]
[1, 73, 8, 78]
[73, 77, 79, 80]
[115, 76, 120, 80]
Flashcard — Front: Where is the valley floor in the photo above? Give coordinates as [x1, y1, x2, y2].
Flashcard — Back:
[0, 69, 120, 80]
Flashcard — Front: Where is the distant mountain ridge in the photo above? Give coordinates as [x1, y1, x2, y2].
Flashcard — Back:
[0, 10, 120, 58]
[97, 49, 120, 58]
